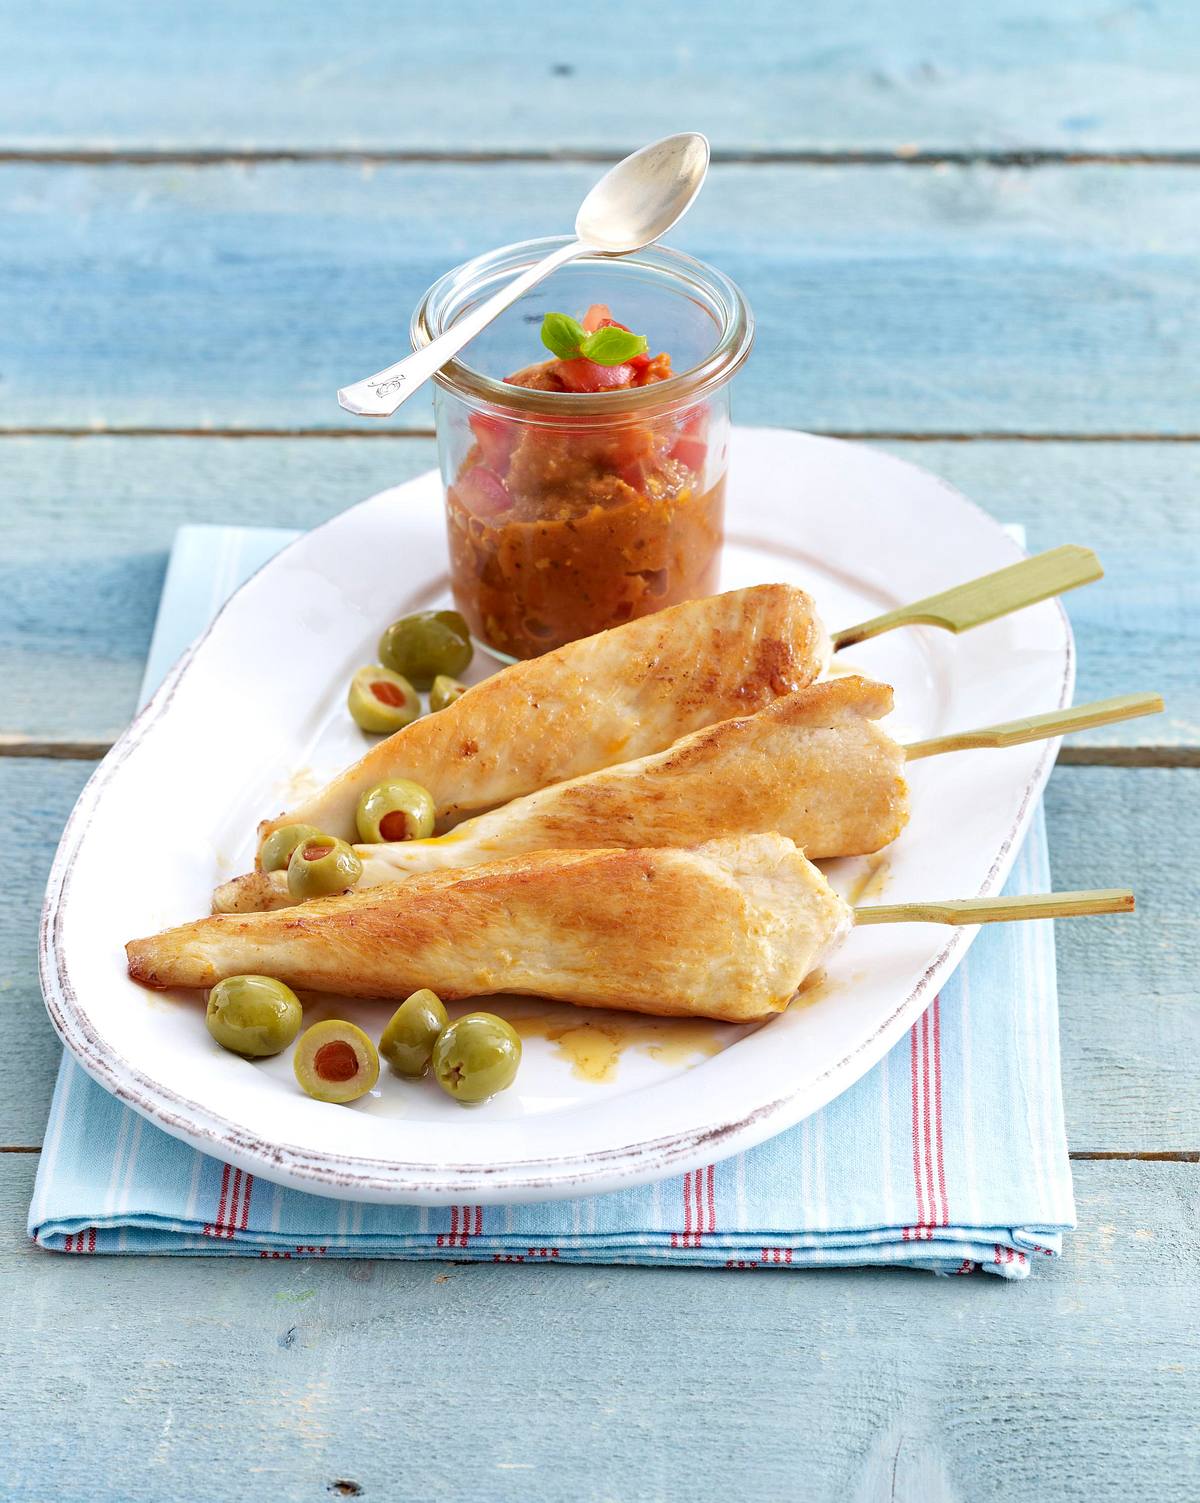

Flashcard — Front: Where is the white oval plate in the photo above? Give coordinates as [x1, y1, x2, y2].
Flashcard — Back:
[41, 429, 1071, 1204]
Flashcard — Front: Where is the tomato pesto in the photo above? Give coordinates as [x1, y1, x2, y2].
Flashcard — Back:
[446, 304, 723, 659]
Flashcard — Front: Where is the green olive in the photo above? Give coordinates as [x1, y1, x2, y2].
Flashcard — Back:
[286, 835, 363, 901]
[355, 779, 436, 843]
[429, 674, 467, 712]
[205, 975, 302, 1058]
[347, 665, 420, 734]
[379, 989, 449, 1077]
[259, 823, 324, 874]
[292, 1019, 380, 1103]
[432, 1012, 522, 1104]
[378, 610, 472, 691]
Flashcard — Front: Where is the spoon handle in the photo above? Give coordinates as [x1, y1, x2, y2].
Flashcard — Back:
[337, 239, 590, 418]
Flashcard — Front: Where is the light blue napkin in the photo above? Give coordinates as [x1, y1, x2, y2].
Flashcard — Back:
[30, 525, 1074, 1276]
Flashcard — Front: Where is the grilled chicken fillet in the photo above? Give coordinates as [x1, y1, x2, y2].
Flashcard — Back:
[130, 834, 852, 1023]
[217, 676, 906, 914]
[257, 584, 830, 846]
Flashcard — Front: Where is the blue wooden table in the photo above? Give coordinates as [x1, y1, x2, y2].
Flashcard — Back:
[2, 6, 1198, 1498]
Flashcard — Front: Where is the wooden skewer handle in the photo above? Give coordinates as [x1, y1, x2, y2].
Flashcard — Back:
[904, 691, 1164, 761]
[854, 889, 1135, 926]
[832, 544, 1103, 651]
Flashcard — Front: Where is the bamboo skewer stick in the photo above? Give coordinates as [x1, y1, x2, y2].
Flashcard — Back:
[854, 889, 1134, 927]
[903, 691, 1164, 762]
[832, 545, 1103, 651]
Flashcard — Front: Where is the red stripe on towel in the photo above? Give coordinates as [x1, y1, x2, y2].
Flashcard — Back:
[240, 1174, 254, 1231]
[226, 1170, 243, 1238]
[910, 1023, 927, 1233]
[204, 1162, 232, 1238]
[921, 1011, 937, 1237]
[932, 998, 949, 1226]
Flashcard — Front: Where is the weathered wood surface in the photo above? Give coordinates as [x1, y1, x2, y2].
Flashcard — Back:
[0, 437, 435, 743]
[5, 163, 1200, 434]
[1, 1151, 1196, 1503]
[1050, 769, 1200, 1151]
[2, 437, 1194, 747]
[5, 1, 1200, 156]
[4, 758, 1196, 1153]
[0, 759, 94, 1145]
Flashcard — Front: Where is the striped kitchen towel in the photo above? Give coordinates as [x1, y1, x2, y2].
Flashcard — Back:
[29, 525, 1075, 1277]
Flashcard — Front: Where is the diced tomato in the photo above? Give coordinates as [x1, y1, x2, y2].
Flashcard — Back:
[633, 351, 672, 386]
[468, 412, 518, 473]
[669, 404, 709, 471]
[455, 466, 512, 518]
[618, 460, 649, 492]
[581, 303, 614, 333]
[607, 425, 654, 469]
[554, 357, 637, 392]
[581, 306, 652, 371]
[670, 434, 707, 471]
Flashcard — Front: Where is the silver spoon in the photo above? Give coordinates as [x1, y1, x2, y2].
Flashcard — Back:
[336, 132, 710, 418]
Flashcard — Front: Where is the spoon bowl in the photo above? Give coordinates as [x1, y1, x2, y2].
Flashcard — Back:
[575, 132, 711, 253]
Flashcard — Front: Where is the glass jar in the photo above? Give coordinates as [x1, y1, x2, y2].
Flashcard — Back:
[411, 238, 753, 660]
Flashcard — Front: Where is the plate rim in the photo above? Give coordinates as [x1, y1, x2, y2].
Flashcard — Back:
[39, 428, 1074, 1204]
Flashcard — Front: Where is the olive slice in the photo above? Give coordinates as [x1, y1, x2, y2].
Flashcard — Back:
[259, 823, 324, 874]
[286, 835, 363, 901]
[293, 1020, 380, 1104]
[355, 779, 436, 843]
[429, 674, 467, 712]
[348, 665, 420, 734]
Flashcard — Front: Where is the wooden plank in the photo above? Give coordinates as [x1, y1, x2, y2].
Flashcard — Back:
[2, 437, 1194, 747]
[4, 760, 1198, 1150]
[1048, 767, 1200, 1153]
[5, 1, 1200, 155]
[0, 437, 436, 742]
[5, 163, 1200, 434]
[882, 441, 1200, 751]
[0, 759, 94, 1145]
[1, 1151, 1196, 1502]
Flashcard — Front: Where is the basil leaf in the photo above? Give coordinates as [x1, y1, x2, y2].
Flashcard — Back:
[579, 326, 649, 365]
[540, 312, 587, 361]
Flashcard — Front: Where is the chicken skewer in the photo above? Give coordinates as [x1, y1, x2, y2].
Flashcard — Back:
[128, 833, 1133, 1024]
[258, 546, 1100, 847]
[215, 682, 1160, 914]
